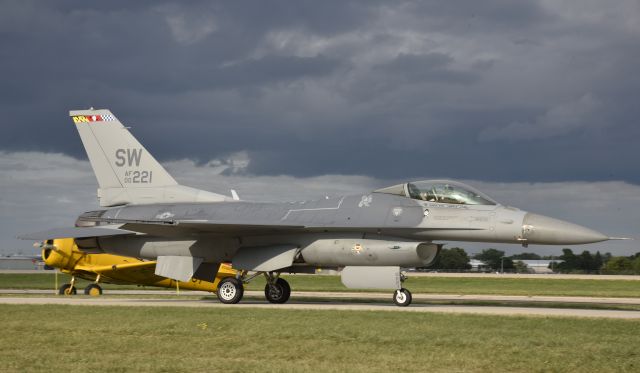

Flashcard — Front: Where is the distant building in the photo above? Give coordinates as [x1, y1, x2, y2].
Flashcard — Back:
[469, 259, 490, 272]
[469, 259, 563, 273]
[518, 260, 563, 274]
[0, 256, 45, 270]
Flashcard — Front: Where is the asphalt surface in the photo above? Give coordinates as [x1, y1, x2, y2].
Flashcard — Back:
[3, 289, 640, 305]
[3, 271, 640, 319]
[2, 292, 640, 319]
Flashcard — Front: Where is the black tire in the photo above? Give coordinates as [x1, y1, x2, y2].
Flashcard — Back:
[217, 277, 244, 304]
[59, 283, 77, 296]
[264, 278, 291, 304]
[84, 283, 103, 296]
[393, 288, 412, 307]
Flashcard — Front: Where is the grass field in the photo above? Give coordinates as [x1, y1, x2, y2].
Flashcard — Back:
[2, 273, 640, 298]
[1, 304, 639, 372]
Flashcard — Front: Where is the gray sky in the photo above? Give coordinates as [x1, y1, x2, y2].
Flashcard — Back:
[1, 1, 638, 256]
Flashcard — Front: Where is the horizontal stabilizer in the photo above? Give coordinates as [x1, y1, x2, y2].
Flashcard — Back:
[17, 226, 135, 240]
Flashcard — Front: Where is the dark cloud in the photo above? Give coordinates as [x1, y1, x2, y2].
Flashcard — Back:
[0, 0, 639, 185]
[375, 53, 480, 84]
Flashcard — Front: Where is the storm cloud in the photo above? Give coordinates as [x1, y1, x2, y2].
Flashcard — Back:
[0, 1, 638, 254]
[1, 1, 638, 181]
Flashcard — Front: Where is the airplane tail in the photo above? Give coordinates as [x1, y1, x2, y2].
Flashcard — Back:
[70, 108, 228, 207]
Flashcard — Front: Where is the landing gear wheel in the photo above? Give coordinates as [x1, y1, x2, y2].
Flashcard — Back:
[264, 278, 291, 304]
[217, 277, 244, 304]
[59, 283, 77, 296]
[84, 284, 102, 296]
[393, 288, 412, 307]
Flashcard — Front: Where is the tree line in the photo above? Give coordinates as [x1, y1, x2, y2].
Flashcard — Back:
[426, 247, 640, 274]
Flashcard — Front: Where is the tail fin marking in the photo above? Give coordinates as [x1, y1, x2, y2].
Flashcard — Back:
[70, 108, 227, 206]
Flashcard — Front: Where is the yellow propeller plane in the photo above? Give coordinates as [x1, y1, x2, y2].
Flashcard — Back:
[41, 238, 237, 296]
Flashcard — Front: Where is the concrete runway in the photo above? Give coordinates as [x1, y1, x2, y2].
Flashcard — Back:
[2, 292, 640, 319]
[3, 289, 640, 305]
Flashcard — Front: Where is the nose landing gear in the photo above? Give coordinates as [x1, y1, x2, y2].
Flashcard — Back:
[393, 288, 412, 307]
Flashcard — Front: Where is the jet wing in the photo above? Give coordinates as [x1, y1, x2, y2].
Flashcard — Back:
[76, 217, 440, 236]
[123, 220, 306, 235]
[17, 226, 136, 240]
[77, 217, 307, 236]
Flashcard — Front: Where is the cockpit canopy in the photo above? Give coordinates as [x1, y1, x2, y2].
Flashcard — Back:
[374, 180, 497, 206]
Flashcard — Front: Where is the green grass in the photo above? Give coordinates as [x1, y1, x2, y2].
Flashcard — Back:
[0, 304, 639, 372]
[4, 273, 640, 298]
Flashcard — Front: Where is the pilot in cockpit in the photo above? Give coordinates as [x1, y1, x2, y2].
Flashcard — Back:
[419, 191, 436, 202]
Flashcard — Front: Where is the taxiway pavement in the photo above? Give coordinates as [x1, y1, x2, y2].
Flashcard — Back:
[1, 294, 639, 319]
[3, 289, 640, 305]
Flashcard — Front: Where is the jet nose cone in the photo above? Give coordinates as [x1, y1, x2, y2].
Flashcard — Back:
[522, 213, 609, 245]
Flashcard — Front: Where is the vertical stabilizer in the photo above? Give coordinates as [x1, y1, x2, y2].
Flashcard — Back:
[70, 108, 228, 206]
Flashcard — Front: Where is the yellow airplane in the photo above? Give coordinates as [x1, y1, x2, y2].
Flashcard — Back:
[41, 238, 237, 296]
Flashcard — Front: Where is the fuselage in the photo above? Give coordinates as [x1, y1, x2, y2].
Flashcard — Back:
[75, 184, 608, 268]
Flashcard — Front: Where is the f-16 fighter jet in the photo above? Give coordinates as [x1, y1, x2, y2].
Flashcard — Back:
[20, 109, 615, 306]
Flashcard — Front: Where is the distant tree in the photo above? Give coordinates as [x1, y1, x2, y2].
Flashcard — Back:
[513, 260, 530, 273]
[553, 249, 602, 272]
[474, 249, 513, 271]
[511, 252, 542, 260]
[579, 251, 595, 272]
[431, 247, 471, 270]
[555, 248, 578, 272]
[604, 257, 633, 273]
[548, 261, 561, 272]
[593, 251, 604, 272]
[633, 256, 640, 274]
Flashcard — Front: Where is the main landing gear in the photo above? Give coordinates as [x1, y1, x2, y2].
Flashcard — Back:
[59, 275, 77, 295]
[84, 283, 103, 296]
[216, 271, 291, 305]
[58, 275, 103, 296]
[264, 276, 291, 304]
[59, 283, 77, 295]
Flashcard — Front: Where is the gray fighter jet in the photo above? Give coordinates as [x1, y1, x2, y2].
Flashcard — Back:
[20, 109, 615, 306]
